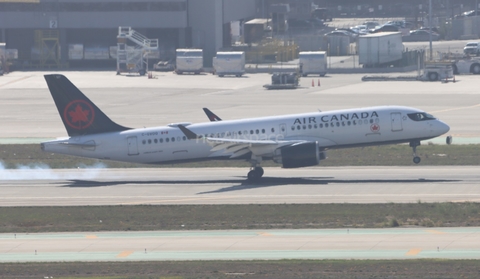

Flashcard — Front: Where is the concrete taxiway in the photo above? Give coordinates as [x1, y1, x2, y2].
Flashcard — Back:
[1, 166, 480, 206]
[1, 227, 480, 262]
[0, 71, 479, 143]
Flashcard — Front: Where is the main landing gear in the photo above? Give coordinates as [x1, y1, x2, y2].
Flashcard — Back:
[247, 156, 264, 182]
[247, 166, 264, 182]
[409, 141, 421, 164]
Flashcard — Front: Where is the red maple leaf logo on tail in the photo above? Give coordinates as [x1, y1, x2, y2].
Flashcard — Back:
[63, 100, 95, 129]
[69, 104, 90, 123]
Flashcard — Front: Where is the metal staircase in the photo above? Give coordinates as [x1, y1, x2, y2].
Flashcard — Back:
[116, 26, 158, 75]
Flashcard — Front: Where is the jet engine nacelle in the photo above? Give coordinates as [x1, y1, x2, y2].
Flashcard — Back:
[274, 141, 325, 168]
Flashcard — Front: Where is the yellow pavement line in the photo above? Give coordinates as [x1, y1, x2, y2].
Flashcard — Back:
[116, 251, 134, 258]
[425, 230, 446, 235]
[431, 103, 480, 114]
[406, 248, 422, 256]
[85, 235, 98, 239]
[0, 76, 32, 88]
[257, 232, 273, 236]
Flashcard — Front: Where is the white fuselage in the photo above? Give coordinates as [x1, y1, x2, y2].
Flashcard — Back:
[41, 106, 450, 165]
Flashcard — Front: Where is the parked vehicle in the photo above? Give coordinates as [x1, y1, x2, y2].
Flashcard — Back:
[358, 32, 403, 68]
[175, 48, 203, 74]
[153, 60, 175, 71]
[370, 24, 399, 33]
[325, 30, 355, 42]
[422, 63, 453, 81]
[363, 21, 380, 30]
[463, 42, 480, 56]
[213, 51, 245, 77]
[298, 51, 327, 77]
[403, 30, 440, 42]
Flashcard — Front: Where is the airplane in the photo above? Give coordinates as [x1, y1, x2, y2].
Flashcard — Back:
[41, 74, 451, 182]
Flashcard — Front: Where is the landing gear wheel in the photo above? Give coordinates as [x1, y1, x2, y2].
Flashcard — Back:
[247, 167, 264, 182]
[254, 167, 264, 177]
[247, 170, 260, 182]
[413, 156, 421, 164]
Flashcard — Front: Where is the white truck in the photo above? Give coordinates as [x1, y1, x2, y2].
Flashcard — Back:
[175, 48, 203, 74]
[357, 32, 403, 68]
[453, 57, 480, 75]
[298, 51, 327, 77]
[213, 51, 245, 77]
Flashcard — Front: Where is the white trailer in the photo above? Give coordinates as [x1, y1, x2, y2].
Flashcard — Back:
[213, 51, 245, 77]
[357, 32, 403, 68]
[175, 49, 203, 74]
[298, 51, 327, 77]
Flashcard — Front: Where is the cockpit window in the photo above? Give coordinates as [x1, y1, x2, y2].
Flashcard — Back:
[407, 112, 436, 121]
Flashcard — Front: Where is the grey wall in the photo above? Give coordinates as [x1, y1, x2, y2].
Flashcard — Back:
[0, 12, 187, 29]
[188, 0, 223, 67]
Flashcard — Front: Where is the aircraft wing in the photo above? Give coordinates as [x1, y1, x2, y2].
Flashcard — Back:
[178, 125, 305, 158]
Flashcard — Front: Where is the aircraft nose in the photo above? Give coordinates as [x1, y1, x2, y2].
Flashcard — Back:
[437, 120, 450, 135]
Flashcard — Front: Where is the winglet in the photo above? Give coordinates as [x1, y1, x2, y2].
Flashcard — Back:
[203, 108, 222, 121]
[178, 125, 202, 140]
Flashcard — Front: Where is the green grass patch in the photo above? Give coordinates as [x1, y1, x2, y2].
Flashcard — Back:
[2, 203, 480, 233]
[1, 260, 480, 279]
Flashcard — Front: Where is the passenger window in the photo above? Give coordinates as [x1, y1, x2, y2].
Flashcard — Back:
[166, 138, 170, 142]
[148, 139, 152, 144]
[154, 139, 158, 143]
[160, 138, 163, 143]
[142, 140, 146, 144]
[172, 137, 175, 142]
[308, 124, 312, 129]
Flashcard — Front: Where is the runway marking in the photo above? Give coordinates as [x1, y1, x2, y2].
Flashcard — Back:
[116, 251, 134, 258]
[406, 248, 422, 256]
[258, 232, 273, 236]
[425, 230, 446, 235]
[431, 103, 480, 114]
[85, 235, 98, 239]
[0, 75, 33, 87]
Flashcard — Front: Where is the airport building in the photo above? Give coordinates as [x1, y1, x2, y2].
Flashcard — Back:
[0, 0, 256, 69]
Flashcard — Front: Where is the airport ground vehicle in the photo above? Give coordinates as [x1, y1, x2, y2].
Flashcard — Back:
[213, 51, 245, 77]
[153, 60, 175, 71]
[263, 72, 300, 89]
[453, 57, 480, 75]
[422, 63, 454, 81]
[463, 42, 480, 56]
[298, 51, 327, 77]
[358, 32, 403, 68]
[175, 49, 203, 74]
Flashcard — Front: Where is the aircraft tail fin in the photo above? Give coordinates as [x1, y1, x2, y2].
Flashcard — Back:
[203, 107, 222, 121]
[44, 74, 131, 137]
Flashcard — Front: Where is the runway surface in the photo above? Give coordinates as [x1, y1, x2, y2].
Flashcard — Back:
[2, 227, 480, 262]
[1, 166, 480, 206]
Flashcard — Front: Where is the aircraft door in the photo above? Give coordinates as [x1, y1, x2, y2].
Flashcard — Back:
[390, 112, 403, 132]
[279, 123, 287, 139]
[127, 136, 139, 156]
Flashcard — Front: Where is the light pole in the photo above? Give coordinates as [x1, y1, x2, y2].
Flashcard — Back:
[429, 0, 433, 61]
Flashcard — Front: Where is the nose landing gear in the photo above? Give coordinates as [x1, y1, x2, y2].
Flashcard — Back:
[410, 141, 421, 164]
